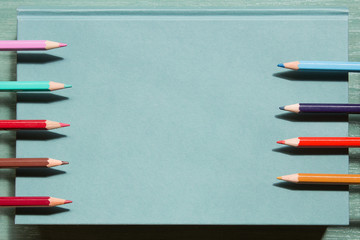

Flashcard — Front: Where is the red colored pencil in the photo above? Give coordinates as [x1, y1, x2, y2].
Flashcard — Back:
[0, 158, 69, 168]
[0, 197, 72, 207]
[277, 137, 360, 148]
[0, 120, 70, 130]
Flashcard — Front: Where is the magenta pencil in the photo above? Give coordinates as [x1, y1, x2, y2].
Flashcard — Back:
[0, 197, 72, 207]
[0, 40, 67, 51]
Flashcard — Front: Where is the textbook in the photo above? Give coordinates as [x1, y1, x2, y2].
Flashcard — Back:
[16, 8, 349, 225]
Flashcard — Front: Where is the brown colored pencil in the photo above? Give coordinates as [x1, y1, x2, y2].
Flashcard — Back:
[277, 173, 360, 185]
[0, 197, 72, 207]
[0, 158, 68, 168]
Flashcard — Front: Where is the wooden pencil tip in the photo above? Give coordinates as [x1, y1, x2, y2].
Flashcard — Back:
[277, 63, 284, 68]
[60, 123, 70, 128]
[64, 200, 72, 204]
[277, 140, 285, 144]
[59, 43, 67, 47]
[277, 176, 282, 180]
[61, 161, 69, 165]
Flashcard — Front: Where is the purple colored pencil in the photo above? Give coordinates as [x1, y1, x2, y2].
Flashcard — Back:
[280, 103, 360, 114]
[0, 40, 67, 51]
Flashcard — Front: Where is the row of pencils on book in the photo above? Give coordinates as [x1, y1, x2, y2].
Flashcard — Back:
[0, 40, 72, 207]
[2, 42, 360, 204]
[276, 60, 360, 185]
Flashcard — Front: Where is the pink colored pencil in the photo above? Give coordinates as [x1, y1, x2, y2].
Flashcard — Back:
[0, 197, 72, 207]
[0, 40, 67, 51]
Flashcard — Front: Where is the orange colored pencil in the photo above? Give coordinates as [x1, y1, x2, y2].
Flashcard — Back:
[277, 173, 360, 185]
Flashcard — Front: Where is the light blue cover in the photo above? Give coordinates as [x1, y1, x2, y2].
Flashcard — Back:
[16, 8, 349, 225]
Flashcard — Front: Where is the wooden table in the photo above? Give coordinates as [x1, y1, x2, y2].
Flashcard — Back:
[0, 1, 359, 239]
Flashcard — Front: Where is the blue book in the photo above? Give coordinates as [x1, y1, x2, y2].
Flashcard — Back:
[16, 7, 349, 225]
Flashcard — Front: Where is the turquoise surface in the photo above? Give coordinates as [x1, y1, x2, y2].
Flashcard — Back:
[16, 8, 349, 225]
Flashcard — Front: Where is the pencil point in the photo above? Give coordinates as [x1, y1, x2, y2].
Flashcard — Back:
[64, 200, 72, 204]
[277, 176, 282, 180]
[277, 63, 284, 68]
[59, 43, 67, 47]
[60, 123, 70, 128]
[277, 140, 285, 144]
[279, 106, 285, 110]
[61, 161, 69, 165]
[64, 84, 72, 88]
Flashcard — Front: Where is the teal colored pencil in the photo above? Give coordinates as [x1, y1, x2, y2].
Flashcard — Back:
[0, 81, 71, 91]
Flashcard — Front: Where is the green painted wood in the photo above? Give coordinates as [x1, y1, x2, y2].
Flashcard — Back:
[0, 0, 359, 239]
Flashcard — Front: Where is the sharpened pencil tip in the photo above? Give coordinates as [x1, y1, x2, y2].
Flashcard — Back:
[60, 123, 70, 128]
[277, 63, 284, 68]
[59, 43, 67, 47]
[61, 161, 69, 165]
[64, 200, 72, 204]
[277, 176, 282, 180]
[64, 84, 72, 88]
[277, 140, 285, 144]
[279, 106, 285, 110]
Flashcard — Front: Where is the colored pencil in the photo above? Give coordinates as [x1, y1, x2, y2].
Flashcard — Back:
[277, 61, 360, 71]
[277, 173, 360, 185]
[277, 137, 360, 148]
[0, 197, 72, 207]
[280, 103, 360, 114]
[0, 81, 72, 91]
[0, 40, 67, 51]
[0, 158, 68, 168]
[0, 120, 70, 130]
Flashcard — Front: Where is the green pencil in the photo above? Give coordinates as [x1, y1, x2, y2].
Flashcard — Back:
[0, 81, 72, 91]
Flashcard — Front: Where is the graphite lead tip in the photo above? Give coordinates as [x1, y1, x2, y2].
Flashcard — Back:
[277, 140, 285, 144]
[61, 161, 69, 165]
[60, 123, 70, 128]
[64, 84, 72, 89]
[64, 200, 72, 204]
[277, 176, 282, 180]
[279, 106, 285, 110]
[277, 63, 285, 68]
[59, 43, 67, 47]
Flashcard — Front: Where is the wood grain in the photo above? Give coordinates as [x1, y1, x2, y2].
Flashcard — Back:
[1, 1, 360, 239]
